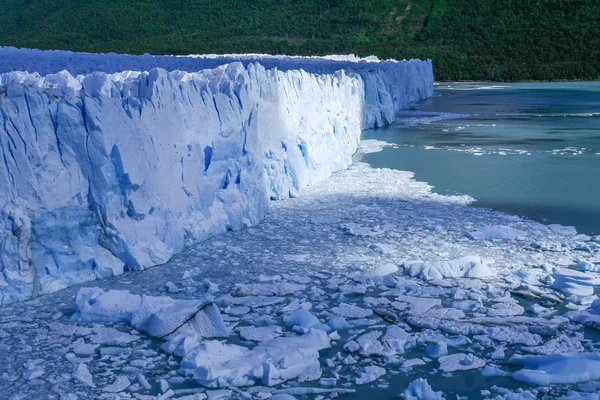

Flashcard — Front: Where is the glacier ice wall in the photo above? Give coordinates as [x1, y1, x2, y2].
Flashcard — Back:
[0, 48, 433, 304]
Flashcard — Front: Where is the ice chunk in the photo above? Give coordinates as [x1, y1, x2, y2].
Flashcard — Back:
[438, 353, 486, 372]
[366, 263, 399, 277]
[185, 329, 330, 388]
[72, 288, 141, 323]
[425, 341, 448, 359]
[397, 295, 442, 315]
[89, 326, 138, 345]
[284, 309, 320, 329]
[551, 268, 599, 297]
[103, 376, 131, 393]
[72, 288, 228, 340]
[405, 256, 494, 280]
[511, 353, 600, 385]
[72, 363, 94, 387]
[355, 366, 386, 385]
[402, 378, 444, 400]
[327, 317, 352, 330]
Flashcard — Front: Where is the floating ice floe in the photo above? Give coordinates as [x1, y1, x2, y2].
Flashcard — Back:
[402, 378, 445, 400]
[72, 288, 230, 340]
[180, 328, 330, 387]
[355, 365, 386, 385]
[405, 256, 494, 280]
[511, 353, 600, 385]
[566, 298, 600, 330]
[550, 268, 600, 297]
[438, 353, 486, 372]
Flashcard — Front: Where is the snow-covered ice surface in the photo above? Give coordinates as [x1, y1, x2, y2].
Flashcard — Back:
[0, 48, 433, 304]
[1, 141, 600, 399]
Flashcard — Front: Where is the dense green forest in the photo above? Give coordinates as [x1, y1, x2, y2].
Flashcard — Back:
[0, 0, 598, 81]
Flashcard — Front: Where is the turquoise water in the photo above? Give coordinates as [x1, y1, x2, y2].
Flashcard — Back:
[363, 82, 600, 235]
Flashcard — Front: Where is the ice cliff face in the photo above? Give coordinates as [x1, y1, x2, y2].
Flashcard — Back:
[0, 48, 433, 304]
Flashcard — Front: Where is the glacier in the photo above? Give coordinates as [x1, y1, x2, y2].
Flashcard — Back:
[0, 47, 434, 304]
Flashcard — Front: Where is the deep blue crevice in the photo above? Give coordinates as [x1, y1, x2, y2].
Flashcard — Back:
[222, 172, 230, 189]
[204, 145, 212, 173]
[110, 145, 139, 195]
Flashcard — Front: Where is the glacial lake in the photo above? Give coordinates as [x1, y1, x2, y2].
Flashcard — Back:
[363, 82, 600, 235]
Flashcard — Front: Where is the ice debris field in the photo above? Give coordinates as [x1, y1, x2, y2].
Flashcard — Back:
[1, 48, 600, 399]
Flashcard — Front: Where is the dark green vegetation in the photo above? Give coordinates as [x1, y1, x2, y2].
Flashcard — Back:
[1, 0, 598, 81]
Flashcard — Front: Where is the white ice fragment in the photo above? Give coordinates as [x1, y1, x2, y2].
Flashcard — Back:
[103, 375, 131, 392]
[487, 302, 525, 317]
[89, 326, 138, 346]
[405, 256, 494, 281]
[491, 346, 506, 360]
[225, 306, 251, 316]
[327, 317, 352, 330]
[521, 334, 584, 355]
[343, 355, 358, 365]
[481, 365, 511, 377]
[397, 296, 441, 315]
[140, 303, 230, 340]
[284, 309, 320, 329]
[355, 366, 386, 385]
[72, 288, 141, 323]
[425, 341, 448, 359]
[367, 263, 399, 277]
[402, 378, 444, 400]
[340, 223, 385, 237]
[72, 363, 94, 387]
[72, 338, 99, 355]
[160, 379, 169, 393]
[164, 282, 180, 293]
[319, 377, 337, 387]
[402, 358, 426, 368]
[187, 329, 330, 388]
[331, 304, 373, 319]
[72, 288, 228, 340]
[368, 243, 396, 255]
[551, 268, 599, 297]
[356, 331, 384, 356]
[511, 353, 600, 385]
[157, 389, 175, 400]
[438, 353, 485, 372]
[137, 374, 152, 390]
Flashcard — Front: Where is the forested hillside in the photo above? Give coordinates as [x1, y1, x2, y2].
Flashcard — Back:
[0, 0, 598, 81]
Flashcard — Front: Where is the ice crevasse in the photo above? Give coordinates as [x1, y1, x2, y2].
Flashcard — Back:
[0, 48, 434, 304]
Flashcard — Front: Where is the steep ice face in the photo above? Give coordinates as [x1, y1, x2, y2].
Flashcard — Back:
[0, 49, 434, 304]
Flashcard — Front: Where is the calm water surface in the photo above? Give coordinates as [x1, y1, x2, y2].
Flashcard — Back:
[363, 82, 600, 235]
